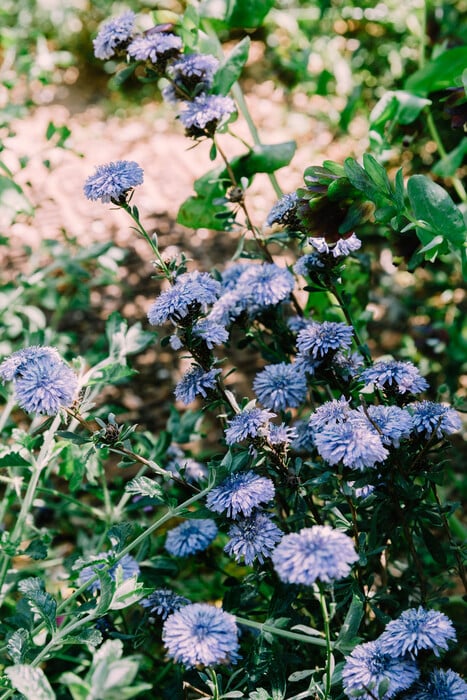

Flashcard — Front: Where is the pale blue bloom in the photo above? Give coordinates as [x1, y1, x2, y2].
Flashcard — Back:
[224, 407, 276, 445]
[308, 397, 352, 432]
[83, 160, 144, 203]
[272, 525, 358, 585]
[342, 640, 420, 700]
[140, 589, 190, 620]
[165, 519, 218, 557]
[235, 263, 295, 312]
[268, 423, 298, 446]
[357, 404, 414, 447]
[378, 607, 457, 658]
[193, 319, 229, 348]
[291, 419, 315, 451]
[206, 289, 245, 326]
[220, 263, 252, 291]
[79, 552, 140, 593]
[314, 420, 388, 470]
[253, 362, 308, 411]
[127, 32, 182, 65]
[0, 346, 62, 381]
[334, 350, 365, 380]
[333, 233, 362, 257]
[409, 401, 462, 438]
[360, 359, 429, 395]
[174, 365, 220, 404]
[206, 471, 275, 519]
[179, 94, 235, 133]
[294, 253, 325, 276]
[408, 669, 467, 700]
[225, 512, 282, 565]
[147, 271, 221, 326]
[163, 53, 219, 101]
[297, 321, 354, 358]
[93, 11, 135, 60]
[162, 603, 239, 667]
[265, 192, 299, 227]
[308, 237, 329, 253]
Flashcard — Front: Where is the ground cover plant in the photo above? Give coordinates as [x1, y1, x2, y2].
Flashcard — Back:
[0, 1, 466, 699]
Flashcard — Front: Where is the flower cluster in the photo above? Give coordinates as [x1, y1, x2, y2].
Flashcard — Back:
[83, 160, 144, 204]
[140, 589, 190, 620]
[147, 271, 221, 326]
[165, 519, 218, 557]
[206, 471, 275, 518]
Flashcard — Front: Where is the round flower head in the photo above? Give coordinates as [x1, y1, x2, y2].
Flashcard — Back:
[294, 253, 325, 276]
[224, 406, 276, 445]
[83, 160, 144, 204]
[267, 422, 298, 446]
[296, 321, 354, 359]
[265, 192, 300, 228]
[1, 347, 78, 416]
[314, 419, 388, 471]
[193, 319, 229, 348]
[163, 53, 219, 101]
[206, 471, 275, 519]
[235, 263, 295, 312]
[78, 552, 140, 593]
[378, 606, 457, 658]
[308, 396, 353, 432]
[408, 401, 462, 439]
[127, 32, 182, 67]
[360, 359, 429, 396]
[407, 669, 467, 700]
[342, 640, 420, 700]
[272, 525, 358, 585]
[93, 11, 135, 60]
[224, 512, 282, 565]
[357, 404, 414, 447]
[165, 519, 218, 557]
[162, 603, 239, 667]
[221, 263, 253, 291]
[179, 94, 236, 136]
[147, 271, 221, 326]
[253, 362, 308, 412]
[140, 589, 190, 620]
[174, 365, 220, 405]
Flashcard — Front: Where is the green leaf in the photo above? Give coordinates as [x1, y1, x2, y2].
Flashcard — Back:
[59, 672, 91, 700]
[335, 595, 364, 652]
[107, 522, 134, 552]
[6, 629, 30, 663]
[22, 538, 48, 560]
[212, 36, 250, 95]
[405, 46, 467, 96]
[370, 90, 431, 130]
[362, 154, 393, 197]
[177, 166, 232, 231]
[106, 312, 155, 361]
[0, 452, 31, 467]
[125, 476, 165, 500]
[344, 158, 380, 201]
[230, 142, 296, 179]
[226, 0, 274, 27]
[432, 139, 467, 178]
[61, 628, 103, 648]
[5, 665, 56, 700]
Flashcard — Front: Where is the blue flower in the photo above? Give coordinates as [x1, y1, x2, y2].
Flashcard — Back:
[378, 607, 457, 658]
[163, 53, 219, 101]
[332, 233, 362, 257]
[357, 405, 414, 447]
[174, 365, 220, 405]
[407, 669, 467, 700]
[162, 603, 239, 667]
[179, 94, 236, 134]
[83, 160, 144, 203]
[294, 253, 325, 276]
[342, 640, 420, 700]
[193, 319, 229, 348]
[268, 423, 298, 446]
[235, 263, 295, 312]
[296, 321, 354, 359]
[265, 192, 299, 228]
[165, 519, 218, 557]
[360, 359, 429, 395]
[224, 512, 282, 565]
[224, 406, 276, 445]
[79, 552, 140, 593]
[291, 420, 315, 452]
[272, 525, 358, 585]
[140, 589, 190, 620]
[253, 362, 308, 412]
[206, 290, 245, 326]
[308, 397, 352, 432]
[1, 347, 78, 415]
[206, 471, 275, 518]
[147, 271, 221, 326]
[221, 263, 253, 291]
[93, 11, 135, 60]
[408, 401, 462, 439]
[313, 420, 389, 470]
[127, 32, 182, 65]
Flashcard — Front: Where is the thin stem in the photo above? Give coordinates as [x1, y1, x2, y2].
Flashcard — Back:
[120, 201, 173, 279]
[330, 283, 371, 365]
[318, 585, 333, 699]
[235, 615, 328, 647]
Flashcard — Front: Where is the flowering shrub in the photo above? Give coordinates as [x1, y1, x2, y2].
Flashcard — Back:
[0, 2, 466, 700]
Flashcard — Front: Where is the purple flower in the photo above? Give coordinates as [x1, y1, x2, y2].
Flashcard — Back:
[308, 397, 353, 432]
[179, 94, 235, 135]
[174, 365, 220, 405]
[357, 404, 414, 447]
[224, 406, 276, 445]
[147, 271, 221, 326]
[83, 160, 144, 203]
[272, 525, 358, 585]
[407, 669, 467, 700]
[162, 603, 239, 667]
[267, 423, 298, 446]
[314, 420, 389, 470]
[163, 53, 219, 101]
[265, 192, 299, 228]
[165, 519, 218, 557]
[140, 589, 190, 620]
[378, 607, 457, 658]
[297, 321, 354, 359]
[342, 640, 420, 700]
[224, 512, 282, 565]
[1, 347, 78, 416]
[360, 359, 429, 395]
[127, 32, 182, 66]
[78, 552, 140, 593]
[93, 11, 135, 60]
[206, 471, 275, 519]
[253, 362, 308, 412]
[408, 401, 462, 438]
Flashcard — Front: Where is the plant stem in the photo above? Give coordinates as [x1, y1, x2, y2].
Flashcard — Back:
[318, 584, 333, 699]
[120, 201, 173, 279]
[330, 283, 371, 365]
[235, 615, 328, 647]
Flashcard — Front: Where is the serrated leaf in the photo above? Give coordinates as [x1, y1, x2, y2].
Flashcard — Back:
[212, 36, 250, 95]
[6, 629, 30, 663]
[125, 476, 164, 500]
[344, 158, 380, 201]
[61, 628, 103, 648]
[23, 538, 48, 560]
[5, 665, 56, 700]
